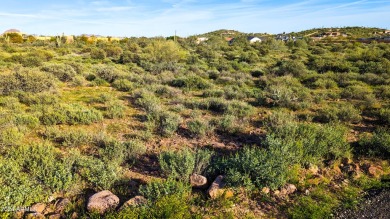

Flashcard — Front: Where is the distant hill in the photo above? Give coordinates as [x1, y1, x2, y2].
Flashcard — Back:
[294, 27, 387, 38]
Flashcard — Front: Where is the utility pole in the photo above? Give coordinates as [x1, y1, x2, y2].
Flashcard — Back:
[174, 30, 177, 42]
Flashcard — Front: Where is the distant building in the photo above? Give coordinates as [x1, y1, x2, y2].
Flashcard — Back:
[247, 36, 262, 43]
[3, 29, 22, 35]
[196, 37, 208, 44]
[384, 30, 390, 34]
[225, 37, 234, 45]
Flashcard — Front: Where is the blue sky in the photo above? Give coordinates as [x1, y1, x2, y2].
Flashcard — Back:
[0, 0, 389, 37]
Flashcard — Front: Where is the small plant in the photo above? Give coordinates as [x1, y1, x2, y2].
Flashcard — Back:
[105, 100, 126, 119]
[139, 178, 191, 202]
[112, 79, 133, 91]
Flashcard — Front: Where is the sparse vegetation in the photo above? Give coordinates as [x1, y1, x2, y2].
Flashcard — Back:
[0, 27, 389, 218]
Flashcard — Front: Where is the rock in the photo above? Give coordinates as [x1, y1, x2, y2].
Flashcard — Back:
[341, 157, 351, 165]
[261, 187, 270, 194]
[368, 166, 383, 178]
[24, 213, 45, 219]
[47, 213, 61, 219]
[280, 184, 297, 196]
[305, 189, 310, 196]
[55, 198, 70, 214]
[207, 175, 233, 199]
[308, 164, 319, 175]
[30, 203, 46, 214]
[190, 174, 208, 189]
[119, 196, 147, 211]
[87, 190, 120, 214]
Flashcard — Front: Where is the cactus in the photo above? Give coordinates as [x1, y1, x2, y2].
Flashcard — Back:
[55, 35, 61, 47]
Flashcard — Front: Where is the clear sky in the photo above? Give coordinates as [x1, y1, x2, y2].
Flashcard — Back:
[0, 0, 389, 37]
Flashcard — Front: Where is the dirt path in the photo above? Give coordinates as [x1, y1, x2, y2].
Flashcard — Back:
[334, 189, 390, 219]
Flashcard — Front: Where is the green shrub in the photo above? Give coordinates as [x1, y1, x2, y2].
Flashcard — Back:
[202, 89, 224, 98]
[77, 156, 119, 189]
[8, 143, 74, 192]
[170, 75, 212, 90]
[37, 103, 103, 125]
[124, 138, 147, 162]
[95, 65, 124, 82]
[159, 148, 213, 180]
[0, 68, 56, 95]
[43, 127, 93, 147]
[41, 63, 77, 82]
[215, 114, 243, 134]
[213, 146, 290, 189]
[134, 89, 162, 113]
[0, 158, 45, 209]
[105, 100, 126, 119]
[90, 48, 106, 60]
[112, 79, 133, 91]
[314, 103, 362, 123]
[288, 187, 338, 219]
[139, 178, 191, 202]
[187, 118, 209, 137]
[156, 111, 182, 137]
[159, 148, 195, 180]
[378, 108, 390, 125]
[358, 129, 390, 157]
[0, 127, 23, 147]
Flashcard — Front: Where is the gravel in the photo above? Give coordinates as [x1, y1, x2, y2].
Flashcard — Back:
[334, 189, 390, 219]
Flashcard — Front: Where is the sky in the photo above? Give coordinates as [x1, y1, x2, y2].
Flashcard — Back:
[0, 0, 389, 37]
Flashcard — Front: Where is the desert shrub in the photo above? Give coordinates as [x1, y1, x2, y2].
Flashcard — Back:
[187, 118, 209, 137]
[112, 79, 133, 91]
[358, 129, 390, 157]
[90, 48, 106, 60]
[342, 84, 373, 100]
[95, 65, 124, 82]
[159, 148, 195, 180]
[260, 76, 311, 109]
[226, 100, 254, 118]
[275, 59, 308, 77]
[43, 127, 93, 147]
[37, 103, 103, 125]
[155, 111, 182, 137]
[314, 103, 362, 123]
[104, 46, 123, 59]
[269, 123, 350, 165]
[202, 89, 224, 98]
[14, 114, 40, 130]
[159, 148, 213, 180]
[205, 98, 229, 113]
[77, 156, 119, 189]
[313, 78, 338, 89]
[154, 85, 182, 98]
[0, 68, 56, 95]
[0, 158, 45, 209]
[215, 114, 244, 134]
[41, 63, 77, 82]
[213, 146, 290, 190]
[264, 109, 297, 129]
[124, 138, 147, 162]
[134, 89, 162, 113]
[139, 178, 191, 202]
[0, 127, 23, 147]
[378, 108, 390, 125]
[8, 143, 74, 192]
[288, 187, 338, 219]
[105, 100, 126, 119]
[170, 75, 212, 90]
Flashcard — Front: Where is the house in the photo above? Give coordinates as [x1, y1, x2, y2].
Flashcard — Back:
[384, 30, 390, 34]
[276, 34, 291, 41]
[196, 37, 208, 44]
[225, 37, 234, 45]
[3, 29, 22, 35]
[247, 36, 262, 43]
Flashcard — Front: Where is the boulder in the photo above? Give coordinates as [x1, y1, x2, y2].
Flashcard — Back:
[87, 190, 120, 214]
[119, 196, 147, 211]
[207, 175, 233, 199]
[368, 166, 383, 178]
[280, 184, 297, 196]
[29, 203, 46, 214]
[190, 174, 208, 189]
[24, 213, 45, 219]
[55, 198, 70, 214]
[261, 187, 270, 194]
[47, 213, 61, 219]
